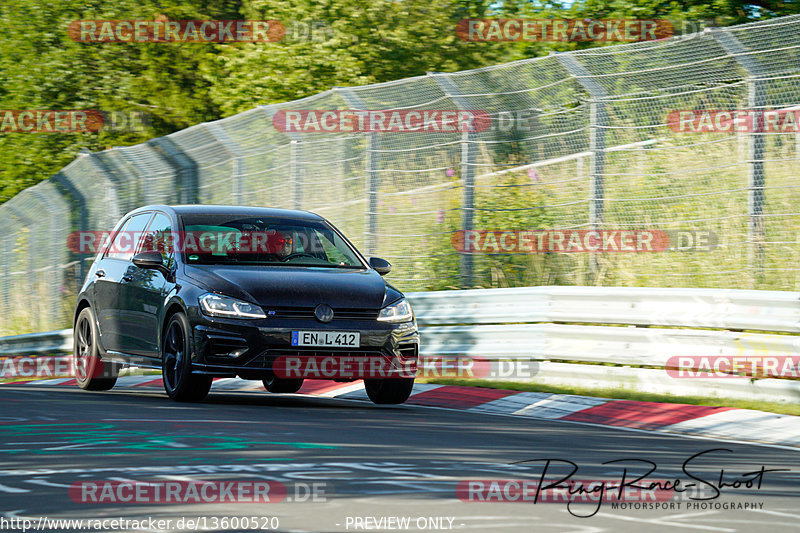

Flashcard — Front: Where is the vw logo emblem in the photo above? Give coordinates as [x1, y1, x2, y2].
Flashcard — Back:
[314, 304, 334, 323]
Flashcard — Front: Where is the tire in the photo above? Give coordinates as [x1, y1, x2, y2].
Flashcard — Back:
[162, 312, 212, 402]
[364, 378, 415, 405]
[262, 375, 304, 393]
[74, 307, 118, 391]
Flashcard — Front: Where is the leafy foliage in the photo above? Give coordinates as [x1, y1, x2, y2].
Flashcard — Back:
[2, 0, 796, 201]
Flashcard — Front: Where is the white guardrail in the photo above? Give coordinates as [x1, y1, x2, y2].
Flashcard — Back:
[2, 286, 799, 402]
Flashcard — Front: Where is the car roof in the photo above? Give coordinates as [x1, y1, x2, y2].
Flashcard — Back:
[126, 205, 324, 221]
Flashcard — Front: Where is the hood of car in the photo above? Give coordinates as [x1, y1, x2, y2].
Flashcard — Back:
[183, 265, 400, 309]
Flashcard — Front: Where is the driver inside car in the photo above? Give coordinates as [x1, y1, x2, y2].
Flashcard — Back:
[268, 230, 294, 259]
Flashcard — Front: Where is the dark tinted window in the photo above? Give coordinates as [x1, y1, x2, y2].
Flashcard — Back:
[106, 212, 153, 261]
[178, 214, 363, 268]
[138, 212, 175, 269]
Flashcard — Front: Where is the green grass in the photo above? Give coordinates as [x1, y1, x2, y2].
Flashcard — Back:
[418, 377, 800, 416]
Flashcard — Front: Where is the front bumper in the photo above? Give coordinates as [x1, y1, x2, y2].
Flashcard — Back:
[188, 308, 420, 380]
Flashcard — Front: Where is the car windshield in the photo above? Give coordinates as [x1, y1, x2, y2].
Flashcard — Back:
[177, 214, 365, 268]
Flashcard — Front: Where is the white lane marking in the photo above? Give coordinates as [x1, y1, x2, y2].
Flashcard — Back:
[0, 483, 29, 493]
[24, 479, 72, 488]
[593, 511, 734, 532]
[19, 379, 798, 450]
[650, 510, 722, 521]
[370, 400, 800, 452]
[749, 508, 800, 519]
[143, 438, 189, 448]
[102, 418, 283, 424]
[41, 441, 116, 451]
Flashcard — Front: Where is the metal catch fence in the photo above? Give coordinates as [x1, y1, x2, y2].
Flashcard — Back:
[4, 16, 800, 334]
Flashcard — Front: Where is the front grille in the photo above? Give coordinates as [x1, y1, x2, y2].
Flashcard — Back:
[265, 307, 380, 320]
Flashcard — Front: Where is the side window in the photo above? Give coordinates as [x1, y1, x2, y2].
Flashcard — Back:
[107, 213, 153, 261]
[138, 213, 175, 269]
[104, 217, 131, 259]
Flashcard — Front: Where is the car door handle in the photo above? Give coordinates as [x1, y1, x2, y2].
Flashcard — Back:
[95, 270, 105, 278]
[121, 275, 132, 282]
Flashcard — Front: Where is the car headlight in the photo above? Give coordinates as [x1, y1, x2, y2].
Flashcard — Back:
[377, 298, 413, 323]
[199, 293, 266, 319]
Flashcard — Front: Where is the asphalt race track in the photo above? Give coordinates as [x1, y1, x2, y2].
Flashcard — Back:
[0, 384, 798, 532]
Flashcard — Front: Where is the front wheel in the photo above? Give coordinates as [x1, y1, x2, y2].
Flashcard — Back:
[74, 307, 118, 391]
[162, 312, 212, 402]
[364, 378, 415, 404]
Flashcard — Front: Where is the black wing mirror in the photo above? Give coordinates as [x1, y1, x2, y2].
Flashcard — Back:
[132, 251, 164, 269]
[369, 257, 391, 276]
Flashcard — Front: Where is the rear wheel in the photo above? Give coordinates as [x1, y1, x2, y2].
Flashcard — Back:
[74, 307, 118, 391]
[162, 312, 212, 402]
[262, 375, 304, 393]
[364, 378, 415, 404]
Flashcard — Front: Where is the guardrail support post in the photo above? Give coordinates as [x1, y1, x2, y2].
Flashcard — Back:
[712, 29, 766, 284]
[337, 89, 379, 257]
[429, 73, 477, 288]
[555, 53, 608, 283]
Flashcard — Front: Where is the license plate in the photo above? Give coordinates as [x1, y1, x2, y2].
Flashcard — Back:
[291, 331, 360, 347]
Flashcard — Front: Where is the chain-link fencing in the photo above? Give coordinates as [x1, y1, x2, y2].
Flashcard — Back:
[3, 15, 800, 334]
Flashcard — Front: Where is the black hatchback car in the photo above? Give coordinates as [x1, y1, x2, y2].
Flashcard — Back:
[73, 205, 419, 404]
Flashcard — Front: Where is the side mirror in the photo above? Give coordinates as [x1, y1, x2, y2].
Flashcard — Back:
[369, 257, 391, 276]
[132, 251, 164, 269]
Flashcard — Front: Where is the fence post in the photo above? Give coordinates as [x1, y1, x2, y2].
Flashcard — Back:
[6, 206, 38, 331]
[555, 53, 608, 282]
[429, 73, 476, 289]
[337, 88, 379, 257]
[205, 123, 244, 204]
[52, 171, 89, 283]
[0, 221, 12, 317]
[290, 140, 303, 209]
[148, 137, 199, 204]
[117, 148, 153, 203]
[712, 29, 766, 283]
[30, 188, 63, 324]
[259, 106, 304, 209]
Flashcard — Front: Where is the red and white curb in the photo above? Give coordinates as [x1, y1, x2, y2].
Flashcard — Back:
[6, 376, 800, 448]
